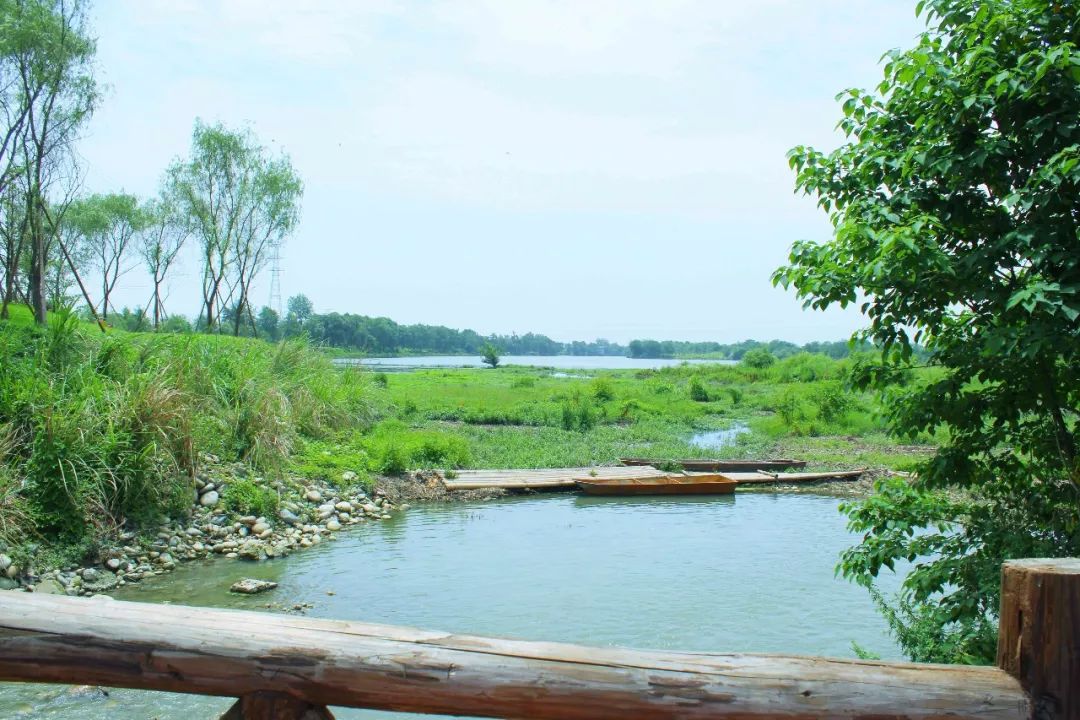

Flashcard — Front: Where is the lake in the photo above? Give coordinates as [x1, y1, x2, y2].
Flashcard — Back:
[0, 493, 901, 719]
[335, 355, 732, 371]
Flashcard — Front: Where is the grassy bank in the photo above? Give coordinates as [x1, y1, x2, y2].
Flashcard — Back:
[0, 307, 381, 568]
[292, 354, 934, 477]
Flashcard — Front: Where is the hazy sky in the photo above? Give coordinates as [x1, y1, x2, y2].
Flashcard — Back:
[83, 1, 925, 344]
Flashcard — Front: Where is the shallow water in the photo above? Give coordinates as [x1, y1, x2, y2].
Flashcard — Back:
[0, 493, 901, 719]
[689, 422, 750, 449]
[337, 355, 730, 370]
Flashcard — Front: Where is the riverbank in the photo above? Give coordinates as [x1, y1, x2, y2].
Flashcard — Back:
[0, 310, 932, 596]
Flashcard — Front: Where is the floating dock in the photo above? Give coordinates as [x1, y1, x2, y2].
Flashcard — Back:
[439, 467, 865, 491]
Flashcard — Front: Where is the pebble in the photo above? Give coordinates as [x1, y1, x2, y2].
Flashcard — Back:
[0, 554, 11, 571]
[305, 490, 322, 502]
[105, 558, 121, 571]
[325, 519, 341, 532]
[334, 501, 353, 513]
[199, 490, 220, 507]
[341, 471, 358, 482]
[279, 508, 300, 525]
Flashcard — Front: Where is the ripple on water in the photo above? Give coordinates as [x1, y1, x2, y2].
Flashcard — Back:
[0, 493, 903, 720]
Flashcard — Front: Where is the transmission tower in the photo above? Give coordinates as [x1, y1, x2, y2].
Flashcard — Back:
[268, 248, 283, 316]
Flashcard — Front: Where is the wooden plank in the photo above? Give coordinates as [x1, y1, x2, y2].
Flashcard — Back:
[722, 469, 866, 484]
[0, 593, 1029, 720]
[997, 558, 1080, 720]
[442, 466, 669, 491]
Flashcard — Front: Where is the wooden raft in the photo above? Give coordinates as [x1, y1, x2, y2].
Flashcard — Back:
[0, 590, 1035, 720]
[441, 466, 671, 490]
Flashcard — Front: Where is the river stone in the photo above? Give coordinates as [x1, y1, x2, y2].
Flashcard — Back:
[105, 558, 121, 571]
[338, 512, 351, 523]
[81, 573, 118, 594]
[305, 490, 322, 502]
[279, 508, 300, 525]
[325, 519, 341, 532]
[0, 554, 11, 571]
[238, 540, 266, 561]
[82, 568, 100, 582]
[230, 578, 277, 594]
[334, 501, 353, 513]
[199, 490, 220, 507]
[252, 522, 270, 534]
[0, 577, 18, 590]
[341, 471, 358, 483]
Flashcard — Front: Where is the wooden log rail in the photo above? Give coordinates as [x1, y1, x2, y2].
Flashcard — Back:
[0, 558, 1075, 719]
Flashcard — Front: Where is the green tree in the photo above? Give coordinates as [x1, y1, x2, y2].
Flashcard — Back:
[481, 342, 500, 368]
[286, 293, 313, 327]
[138, 195, 188, 329]
[166, 120, 302, 333]
[7, 0, 97, 325]
[256, 305, 280, 341]
[67, 192, 147, 321]
[741, 348, 776, 369]
[774, 0, 1080, 663]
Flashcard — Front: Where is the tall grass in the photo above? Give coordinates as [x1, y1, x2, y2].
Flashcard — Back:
[0, 310, 381, 548]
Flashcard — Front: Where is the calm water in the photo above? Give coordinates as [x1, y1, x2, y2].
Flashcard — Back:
[0, 494, 901, 719]
[337, 355, 730, 370]
[689, 422, 750, 449]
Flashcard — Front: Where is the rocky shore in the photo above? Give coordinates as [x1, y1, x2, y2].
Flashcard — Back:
[3, 456, 412, 597]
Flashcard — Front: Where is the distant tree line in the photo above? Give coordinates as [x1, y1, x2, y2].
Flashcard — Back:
[105, 291, 870, 361]
[627, 338, 868, 360]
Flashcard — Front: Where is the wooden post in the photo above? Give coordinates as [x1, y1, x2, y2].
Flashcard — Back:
[997, 558, 1080, 720]
[220, 692, 334, 720]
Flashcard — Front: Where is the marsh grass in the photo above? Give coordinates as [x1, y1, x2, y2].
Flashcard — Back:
[0, 307, 380, 549]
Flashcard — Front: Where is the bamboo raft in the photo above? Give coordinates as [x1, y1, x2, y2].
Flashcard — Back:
[439, 467, 865, 491]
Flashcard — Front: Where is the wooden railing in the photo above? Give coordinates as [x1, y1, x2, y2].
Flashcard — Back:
[0, 558, 1075, 719]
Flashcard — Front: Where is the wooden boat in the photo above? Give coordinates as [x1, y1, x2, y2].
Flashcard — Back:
[574, 473, 738, 496]
[619, 458, 808, 472]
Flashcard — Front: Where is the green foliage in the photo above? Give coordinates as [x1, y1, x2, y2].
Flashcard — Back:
[480, 342, 501, 369]
[222, 477, 280, 518]
[372, 372, 389, 388]
[590, 377, 615, 401]
[774, 0, 1080, 664]
[559, 395, 598, 432]
[741, 348, 776, 369]
[0, 318, 382, 545]
[361, 421, 471, 474]
[688, 376, 709, 402]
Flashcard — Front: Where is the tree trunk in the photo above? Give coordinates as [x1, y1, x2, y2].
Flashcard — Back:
[27, 203, 46, 325]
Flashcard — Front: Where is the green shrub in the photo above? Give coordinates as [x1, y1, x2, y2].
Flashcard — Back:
[372, 372, 389, 387]
[511, 376, 536, 389]
[741, 348, 776, 369]
[222, 478, 280, 517]
[688, 376, 709, 402]
[590, 377, 615, 401]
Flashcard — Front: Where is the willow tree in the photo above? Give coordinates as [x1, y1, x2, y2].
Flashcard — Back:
[166, 121, 302, 334]
[66, 192, 145, 321]
[774, 0, 1080, 662]
[9, 0, 97, 325]
[138, 196, 188, 329]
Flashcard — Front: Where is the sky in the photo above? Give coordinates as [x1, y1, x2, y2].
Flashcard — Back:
[81, 0, 926, 345]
